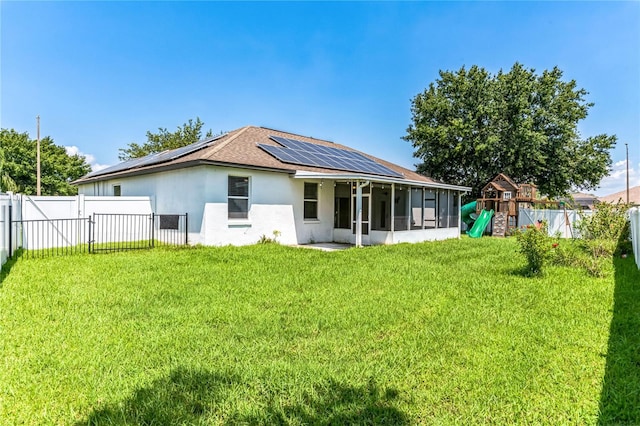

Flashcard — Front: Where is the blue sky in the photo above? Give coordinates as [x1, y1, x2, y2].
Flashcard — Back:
[2, 1, 638, 196]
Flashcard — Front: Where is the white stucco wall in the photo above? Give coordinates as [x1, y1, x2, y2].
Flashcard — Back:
[198, 167, 335, 246]
[78, 166, 336, 246]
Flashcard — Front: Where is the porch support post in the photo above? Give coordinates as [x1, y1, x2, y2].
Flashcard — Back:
[408, 187, 412, 230]
[435, 189, 439, 229]
[355, 180, 369, 248]
[355, 181, 362, 247]
[447, 189, 450, 228]
[421, 188, 425, 230]
[458, 191, 462, 238]
[390, 183, 395, 234]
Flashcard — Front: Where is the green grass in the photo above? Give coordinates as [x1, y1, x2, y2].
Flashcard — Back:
[0, 238, 637, 424]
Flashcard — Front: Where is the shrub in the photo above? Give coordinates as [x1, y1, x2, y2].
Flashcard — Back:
[257, 230, 281, 244]
[558, 201, 632, 277]
[577, 201, 631, 244]
[516, 222, 552, 276]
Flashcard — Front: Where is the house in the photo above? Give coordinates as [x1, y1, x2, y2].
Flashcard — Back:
[565, 192, 600, 210]
[598, 185, 640, 206]
[73, 126, 470, 246]
[476, 173, 537, 235]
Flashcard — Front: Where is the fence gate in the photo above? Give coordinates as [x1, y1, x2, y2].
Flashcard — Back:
[89, 213, 188, 253]
[9, 212, 188, 258]
[9, 216, 90, 258]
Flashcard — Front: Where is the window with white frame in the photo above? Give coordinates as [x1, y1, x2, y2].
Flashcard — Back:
[503, 191, 512, 200]
[304, 182, 318, 220]
[228, 176, 249, 219]
[113, 185, 121, 196]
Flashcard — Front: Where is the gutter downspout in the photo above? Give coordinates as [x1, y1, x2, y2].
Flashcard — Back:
[355, 180, 369, 247]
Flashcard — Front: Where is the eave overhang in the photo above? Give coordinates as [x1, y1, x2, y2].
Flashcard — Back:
[291, 171, 471, 192]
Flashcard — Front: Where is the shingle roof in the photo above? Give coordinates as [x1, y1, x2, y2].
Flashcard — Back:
[74, 125, 448, 186]
[481, 174, 519, 193]
[598, 186, 640, 204]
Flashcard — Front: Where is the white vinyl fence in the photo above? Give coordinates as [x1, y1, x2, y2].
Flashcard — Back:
[630, 207, 640, 269]
[0, 193, 21, 267]
[518, 209, 592, 238]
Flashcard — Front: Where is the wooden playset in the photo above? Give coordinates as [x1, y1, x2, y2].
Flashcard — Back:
[475, 173, 538, 237]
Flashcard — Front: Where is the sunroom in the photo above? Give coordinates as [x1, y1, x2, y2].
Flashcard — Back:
[294, 171, 469, 247]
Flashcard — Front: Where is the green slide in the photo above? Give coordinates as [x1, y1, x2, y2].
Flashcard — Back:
[468, 209, 494, 238]
[461, 201, 478, 229]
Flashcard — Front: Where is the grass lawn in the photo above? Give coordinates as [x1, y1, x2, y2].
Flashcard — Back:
[0, 237, 638, 424]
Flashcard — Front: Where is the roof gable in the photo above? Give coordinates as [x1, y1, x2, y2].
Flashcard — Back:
[598, 185, 640, 204]
[482, 174, 517, 193]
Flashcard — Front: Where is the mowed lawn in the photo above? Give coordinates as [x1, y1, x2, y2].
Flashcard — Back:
[1, 238, 638, 425]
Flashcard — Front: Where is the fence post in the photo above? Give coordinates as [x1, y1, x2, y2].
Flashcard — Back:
[184, 213, 188, 245]
[88, 214, 93, 253]
[151, 213, 155, 248]
[8, 205, 12, 259]
[77, 194, 85, 218]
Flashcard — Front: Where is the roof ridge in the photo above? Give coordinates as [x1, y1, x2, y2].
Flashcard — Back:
[203, 125, 252, 158]
[259, 126, 334, 144]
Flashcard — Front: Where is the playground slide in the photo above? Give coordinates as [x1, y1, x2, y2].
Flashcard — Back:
[460, 201, 478, 228]
[468, 209, 494, 238]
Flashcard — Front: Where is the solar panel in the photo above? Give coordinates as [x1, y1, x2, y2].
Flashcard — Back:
[85, 134, 227, 178]
[258, 136, 403, 178]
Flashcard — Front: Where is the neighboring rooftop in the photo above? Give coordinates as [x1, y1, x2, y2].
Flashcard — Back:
[566, 192, 600, 209]
[598, 185, 640, 205]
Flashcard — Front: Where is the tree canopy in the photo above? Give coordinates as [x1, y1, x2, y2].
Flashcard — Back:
[404, 63, 616, 198]
[118, 117, 214, 161]
[0, 128, 91, 195]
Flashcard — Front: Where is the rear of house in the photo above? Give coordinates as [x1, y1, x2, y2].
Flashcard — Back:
[74, 126, 469, 246]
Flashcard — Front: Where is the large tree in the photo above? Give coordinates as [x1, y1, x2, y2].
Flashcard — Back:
[118, 117, 214, 161]
[0, 128, 91, 195]
[0, 147, 18, 193]
[404, 63, 616, 198]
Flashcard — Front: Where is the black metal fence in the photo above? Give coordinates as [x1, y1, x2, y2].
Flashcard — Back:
[9, 217, 90, 258]
[10, 212, 188, 258]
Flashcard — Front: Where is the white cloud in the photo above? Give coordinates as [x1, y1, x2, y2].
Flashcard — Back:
[65, 146, 111, 172]
[593, 160, 640, 197]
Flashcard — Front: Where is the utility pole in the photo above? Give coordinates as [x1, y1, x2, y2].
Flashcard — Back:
[36, 115, 41, 196]
[626, 142, 629, 204]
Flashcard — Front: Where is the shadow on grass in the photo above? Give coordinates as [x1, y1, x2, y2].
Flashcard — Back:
[0, 249, 23, 286]
[77, 368, 407, 425]
[598, 256, 640, 424]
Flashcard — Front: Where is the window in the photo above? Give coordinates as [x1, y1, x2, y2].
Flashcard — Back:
[113, 185, 121, 196]
[228, 176, 249, 219]
[503, 191, 512, 200]
[304, 182, 318, 220]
